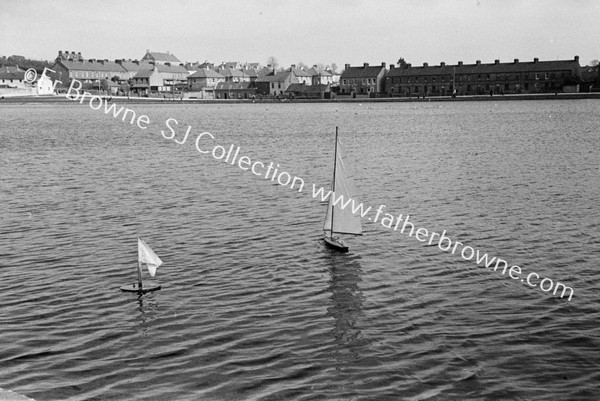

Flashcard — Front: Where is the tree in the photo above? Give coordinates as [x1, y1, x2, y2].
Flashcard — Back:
[589, 59, 599, 67]
[296, 61, 307, 69]
[397, 57, 408, 68]
[267, 56, 278, 70]
[330, 63, 338, 73]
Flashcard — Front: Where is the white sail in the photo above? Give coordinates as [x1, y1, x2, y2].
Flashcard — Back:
[323, 136, 363, 236]
[138, 237, 162, 277]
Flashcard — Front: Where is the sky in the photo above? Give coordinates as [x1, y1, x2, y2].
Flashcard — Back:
[2, 0, 599, 69]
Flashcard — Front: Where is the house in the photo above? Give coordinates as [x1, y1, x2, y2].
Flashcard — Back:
[289, 66, 312, 85]
[241, 67, 259, 83]
[255, 69, 298, 96]
[0, 66, 27, 92]
[51, 57, 129, 85]
[385, 56, 583, 96]
[306, 65, 334, 85]
[114, 59, 155, 80]
[284, 83, 331, 99]
[187, 68, 225, 90]
[219, 61, 242, 70]
[131, 68, 163, 93]
[141, 50, 181, 65]
[36, 72, 55, 95]
[218, 67, 249, 83]
[214, 81, 256, 99]
[131, 62, 188, 93]
[340, 62, 387, 95]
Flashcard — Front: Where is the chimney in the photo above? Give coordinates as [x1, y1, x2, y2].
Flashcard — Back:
[99, 60, 104, 65]
[574, 55, 579, 63]
[58, 50, 63, 57]
[363, 62, 369, 68]
[89, 59, 95, 63]
[514, 58, 519, 64]
[146, 49, 150, 53]
[133, 60, 139, 65]
[345, 63, 350, 70]
[494, 59, 500, 64]
[534, 57, 539, 63]
[458, 61, 463, 66]
[115, 59, 122, 64]
[389, 65, 395, 69]
[423, 62, 428, 67]
[407, 63, 412, 68]
[291, 64, 296, 68]
[104, 59, 108, 63]
[476, 60, 481, 66]
[78, 52, 82, 58]
[440, 62, 446, 67]
[381, 62, 386, 68]
[165, 62, 171, 67]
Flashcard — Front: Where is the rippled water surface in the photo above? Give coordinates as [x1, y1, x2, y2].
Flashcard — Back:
[1, 100, 599, 400]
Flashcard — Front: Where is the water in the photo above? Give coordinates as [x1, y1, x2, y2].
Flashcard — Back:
[1, 99, 599, 400]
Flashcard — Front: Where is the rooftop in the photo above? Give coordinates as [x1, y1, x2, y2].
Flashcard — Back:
[386, 56, 582, 77]
[341, 63, 387, 78]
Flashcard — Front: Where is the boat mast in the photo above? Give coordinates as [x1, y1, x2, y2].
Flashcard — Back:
[330, 126, 339, 236]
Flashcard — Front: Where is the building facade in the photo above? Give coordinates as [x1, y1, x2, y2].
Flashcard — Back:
[385, 56, 583, 96]
[141, 50, 181, 65]
[340, 62, 387, 95]
[187, 69, 225, 90]
[51, 58, 129, 85]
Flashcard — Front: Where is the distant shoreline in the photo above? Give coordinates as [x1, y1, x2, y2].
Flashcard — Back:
[1, 92, 599, 105]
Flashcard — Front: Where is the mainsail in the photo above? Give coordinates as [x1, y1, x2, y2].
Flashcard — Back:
[323, 136, 363, 236]
[138, 237, 163, 277]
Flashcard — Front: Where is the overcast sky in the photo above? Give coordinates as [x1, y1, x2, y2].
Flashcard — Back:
[2, 0, 599, 68]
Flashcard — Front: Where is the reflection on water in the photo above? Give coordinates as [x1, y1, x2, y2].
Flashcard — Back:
[135, 293, 160, 326]
[327, 254, 365, 352]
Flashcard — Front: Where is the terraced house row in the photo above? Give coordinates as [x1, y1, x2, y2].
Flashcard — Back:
[340, 56, 589, 97]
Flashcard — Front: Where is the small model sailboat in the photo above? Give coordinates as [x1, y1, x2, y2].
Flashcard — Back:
[120, 237, 163, 293]
[323, 127, 363, 252]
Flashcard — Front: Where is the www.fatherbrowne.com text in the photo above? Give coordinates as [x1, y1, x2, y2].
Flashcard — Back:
[65, 78, 574, 302]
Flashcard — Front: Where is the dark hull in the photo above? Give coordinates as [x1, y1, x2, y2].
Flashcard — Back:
[120, 281, 161, 293]
[323, 235, 349, 253]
